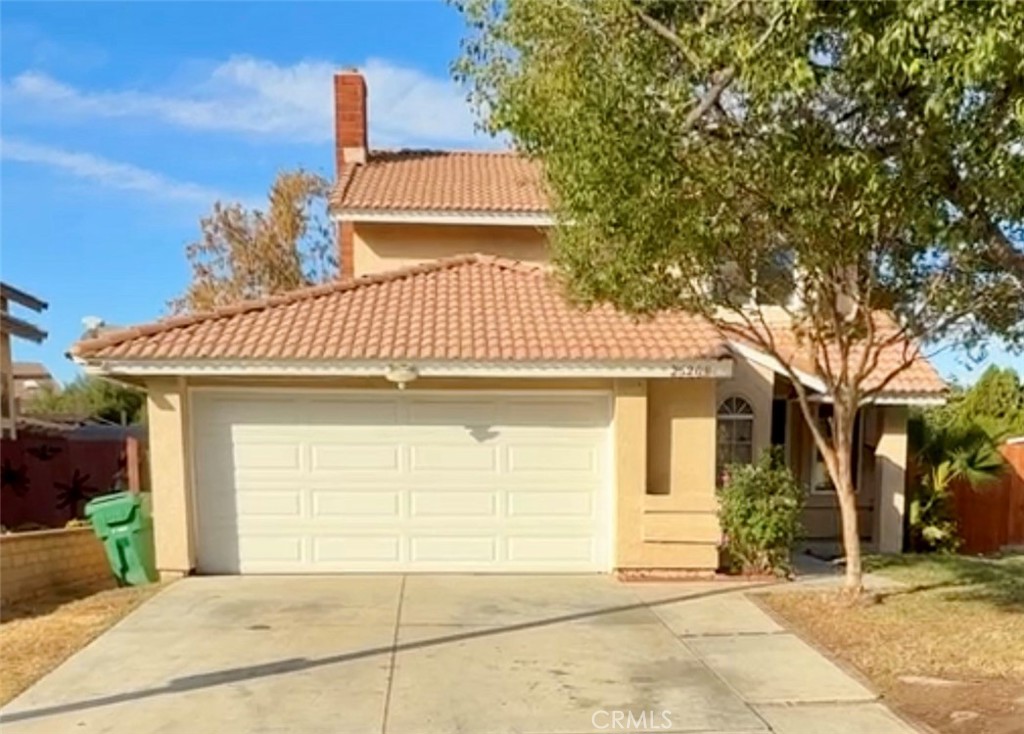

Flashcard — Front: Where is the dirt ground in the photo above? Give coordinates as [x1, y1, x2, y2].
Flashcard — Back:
[761, 554, 1024, 734]
[0, 584, 162, 706]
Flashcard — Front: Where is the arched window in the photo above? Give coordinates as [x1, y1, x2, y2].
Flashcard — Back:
[716, 396, 755, 483]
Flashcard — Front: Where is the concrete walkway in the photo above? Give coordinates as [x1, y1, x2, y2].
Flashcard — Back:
[0, 576, 920, 733]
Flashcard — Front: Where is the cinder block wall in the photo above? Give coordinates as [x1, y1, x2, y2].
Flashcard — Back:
[0, 527, 112, 604]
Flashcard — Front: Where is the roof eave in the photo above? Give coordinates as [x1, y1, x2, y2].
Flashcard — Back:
[332, 209, 555, 227]
[728, 341, 946, 406]
[77, 357, 735, 381]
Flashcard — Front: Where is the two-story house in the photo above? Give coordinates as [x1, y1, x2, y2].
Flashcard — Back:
[71, 72, 945, 579]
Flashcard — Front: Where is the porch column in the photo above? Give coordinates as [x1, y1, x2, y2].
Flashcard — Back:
[873, 405, 908, 553]
[146, 378, 196, 578]
[613, 379, 647, 567]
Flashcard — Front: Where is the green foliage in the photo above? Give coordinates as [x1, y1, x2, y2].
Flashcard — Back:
[25, 376, 145, 425]
[456, 0, 1024, 589]
[923, 366, 1024, 442]
[455, 1, 1024, 349]
[717, 450, 805, 576]
[907, 417, 1006, 552]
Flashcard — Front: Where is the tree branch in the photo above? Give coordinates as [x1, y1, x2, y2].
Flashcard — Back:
[636, 12, 737, 134]
[636, 11, 701, 67]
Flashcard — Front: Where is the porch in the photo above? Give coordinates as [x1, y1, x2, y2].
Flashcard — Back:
[714, 357, 911, 556]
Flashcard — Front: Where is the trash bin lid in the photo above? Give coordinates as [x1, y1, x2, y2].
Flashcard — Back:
[85, 491, 141, 526]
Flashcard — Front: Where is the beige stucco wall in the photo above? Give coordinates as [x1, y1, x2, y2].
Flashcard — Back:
[715, 356, 775, 460]
[873, 405, 908, 553]
[615, 379, 721, 572]
[146, 378, 195, 578]
[352, 223, 549, 276]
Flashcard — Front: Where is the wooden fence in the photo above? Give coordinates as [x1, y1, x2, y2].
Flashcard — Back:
[951, 440, 1024, 554]
[0, 425, 146, 530]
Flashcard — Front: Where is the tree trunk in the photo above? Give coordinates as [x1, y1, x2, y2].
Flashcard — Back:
[830, 401, 863, 595]
[834, 459, 863, 593]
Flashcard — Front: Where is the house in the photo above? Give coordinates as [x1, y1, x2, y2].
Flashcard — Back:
[1, 282, 48, 439]
[12, 361, 60, 406]
[70, 71, 945, 579]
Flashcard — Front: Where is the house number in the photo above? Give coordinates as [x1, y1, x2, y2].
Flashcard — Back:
[671, 364, 712, 378]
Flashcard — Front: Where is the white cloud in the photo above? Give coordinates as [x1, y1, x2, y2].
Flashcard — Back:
[4, 56, 485, 148]
[0, 137, 237, 204]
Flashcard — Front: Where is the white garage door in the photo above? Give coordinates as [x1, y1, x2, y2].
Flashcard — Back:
[191, 390, 612, 573]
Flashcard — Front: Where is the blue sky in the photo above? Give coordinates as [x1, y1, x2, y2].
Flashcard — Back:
[1, 1, 1020, 384]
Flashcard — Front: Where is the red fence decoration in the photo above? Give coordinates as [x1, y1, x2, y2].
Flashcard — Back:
[0, 425, 146, 530]
[951, 440, 1024, 554]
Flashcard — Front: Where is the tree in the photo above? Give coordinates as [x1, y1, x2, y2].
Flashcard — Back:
[932, 366, 1024, 441]
[172, 170, 336, 312]
[456, 0, 1024, 593]
[25, 376, 145, 424]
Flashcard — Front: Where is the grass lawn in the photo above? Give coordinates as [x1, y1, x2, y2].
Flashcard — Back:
[0, 584, 162, 706]
[761, 553, 1024, 734]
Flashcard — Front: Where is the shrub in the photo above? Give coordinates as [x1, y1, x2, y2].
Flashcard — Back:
[907, 418, 1004, 552]
[718, 449, 804, 576]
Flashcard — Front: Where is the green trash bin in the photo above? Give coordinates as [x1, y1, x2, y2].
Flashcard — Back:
[85, 492, 158, 586]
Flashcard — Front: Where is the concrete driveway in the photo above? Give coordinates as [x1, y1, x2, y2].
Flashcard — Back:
[0, 576, 918, 734]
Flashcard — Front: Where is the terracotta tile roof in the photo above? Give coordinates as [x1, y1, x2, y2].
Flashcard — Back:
[739, 319, 947, 396]
[333, 150, 549, 213]
[71, 255, 726, 364]
[12, 361, 52, 380]
[72, 255, 944, 396]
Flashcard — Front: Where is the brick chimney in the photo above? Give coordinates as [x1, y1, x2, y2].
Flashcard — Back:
[334, 70, 367, 279]
[335, 70, 367, 172]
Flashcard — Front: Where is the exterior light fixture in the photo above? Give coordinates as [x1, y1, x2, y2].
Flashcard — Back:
[384, 364, 418, 390]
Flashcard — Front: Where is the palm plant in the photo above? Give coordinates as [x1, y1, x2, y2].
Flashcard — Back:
[908, 419, 1005, 552]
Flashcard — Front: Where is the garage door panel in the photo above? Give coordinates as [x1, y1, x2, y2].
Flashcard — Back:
[302, 397, 400, 425]
[199, 397, 296, 424]
[504, 397, 610, 427]
[507, 536, 595, 562]
[312, 490, 400, 517]
[231, 442, 302, 471]
[310, 443, 401, 472]
[411, 536, 497, 563]
[507, 444, 598, 473]
[237, 536, 303, 563]
[507, 491, 593, 517]
[193, 391, 611, 573]
[406, 397, 499, 426]
[410, 491, 497, 517]
[235, 491, 302, 517]
[314, 535, 401, 562]
[410, 444, 499, 472]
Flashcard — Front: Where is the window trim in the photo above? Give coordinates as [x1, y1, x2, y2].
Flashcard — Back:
[716, 395, 756, 483]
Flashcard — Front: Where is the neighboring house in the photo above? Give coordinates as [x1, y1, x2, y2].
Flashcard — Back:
[12, 361, 60, 406]
[70, 72, 946, 579]
[1, 283, 48, 439]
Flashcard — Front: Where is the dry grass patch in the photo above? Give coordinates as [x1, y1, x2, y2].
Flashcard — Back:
[0, 584, 162, 706]
[761, 554, 1024, 734]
